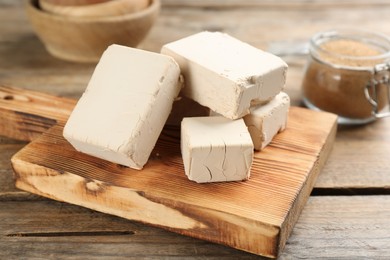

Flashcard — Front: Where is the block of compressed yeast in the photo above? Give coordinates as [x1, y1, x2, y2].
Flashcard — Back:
[63, 44, 181, 170]
[161, 31, 288, 119]
[181, 117, 254, 183]
[243, 92, 290, 151]
[166, 95, 210, 126]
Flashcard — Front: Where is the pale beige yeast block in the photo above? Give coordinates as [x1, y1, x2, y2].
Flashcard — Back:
[64, 44, 181, 169]
[244, 92, 290, 150]
[181, 116, 254, 183]
[161, 31, 287, 119]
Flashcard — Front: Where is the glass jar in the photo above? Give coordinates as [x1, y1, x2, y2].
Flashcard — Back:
[302, 29, 390, 124]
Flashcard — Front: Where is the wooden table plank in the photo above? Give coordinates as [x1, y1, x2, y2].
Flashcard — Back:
[1, 1, 390, 258]
[0, 200, 260, 259]
[162, 0, 390, 8]
[316, 120, 390, 192]
[1, 196, 389, 259]
[0, 143, 24, 192]
[281, 196, 390, 259]
[4, 1, 390, 95]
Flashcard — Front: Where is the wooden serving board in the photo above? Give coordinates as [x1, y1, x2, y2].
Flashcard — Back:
[1, 86, 337, 258]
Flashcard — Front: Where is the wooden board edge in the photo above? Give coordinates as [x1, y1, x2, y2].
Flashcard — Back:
[0, 109, 56, 141]
[0, 85, 75, 141]
[11, 156, 281, 258]
[277, 112, 338, 255]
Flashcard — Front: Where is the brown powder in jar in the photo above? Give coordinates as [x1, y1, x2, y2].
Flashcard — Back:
[319, 39, 383, 66]
[302, 39, 389, 119]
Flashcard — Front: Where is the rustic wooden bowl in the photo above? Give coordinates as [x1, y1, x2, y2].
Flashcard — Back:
[40, 0, 150, 18]
[40, 0, 112, 6]
[26, 0, 160, 62]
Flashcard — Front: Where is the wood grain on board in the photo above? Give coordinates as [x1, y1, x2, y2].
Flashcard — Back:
[11, 106, 337, 258]
[0, 86, 75, 141]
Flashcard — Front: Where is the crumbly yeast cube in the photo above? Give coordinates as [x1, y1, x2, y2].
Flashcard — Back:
[63, 44, 181, 170]
[243, 92, 290, 151]
[161, 31, 288, 119]
[181, 117, 254, 183]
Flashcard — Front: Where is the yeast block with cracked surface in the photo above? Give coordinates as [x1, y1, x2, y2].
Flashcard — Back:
[63, 44, 181, 170]
[244, 92, 290, 151]
[161, 31, 287, 119]
[181, 117, 254, 183]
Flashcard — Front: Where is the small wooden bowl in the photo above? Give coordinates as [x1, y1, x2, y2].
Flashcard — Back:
[39, 0, 112, 6]
[26, 0, 160, 62]
[40, 0, 149, 18]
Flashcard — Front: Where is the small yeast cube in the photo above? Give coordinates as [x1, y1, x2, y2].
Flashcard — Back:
[244, 92, 290, 150]
[161, 31, 288, 119]
[181, 117, 254, 183]
[63, 44, 181, 170]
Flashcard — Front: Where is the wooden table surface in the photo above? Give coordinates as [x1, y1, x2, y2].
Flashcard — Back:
[1, 0, 390, 259]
